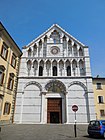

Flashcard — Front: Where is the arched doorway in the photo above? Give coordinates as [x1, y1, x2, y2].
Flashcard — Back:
[45, 80, 66, 124]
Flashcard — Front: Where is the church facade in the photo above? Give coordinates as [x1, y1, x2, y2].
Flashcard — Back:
[14, 24, 96, 124]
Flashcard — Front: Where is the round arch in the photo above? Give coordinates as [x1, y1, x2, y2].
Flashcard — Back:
[45, 80, 66, 93]
[68, 81, 87, 92]
[24, 81, 42, 92]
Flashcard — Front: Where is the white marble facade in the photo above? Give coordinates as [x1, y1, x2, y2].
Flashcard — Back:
[14, 24, 96, 124]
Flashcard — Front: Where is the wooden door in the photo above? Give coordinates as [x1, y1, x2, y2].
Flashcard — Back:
[47, 98, 62, 123]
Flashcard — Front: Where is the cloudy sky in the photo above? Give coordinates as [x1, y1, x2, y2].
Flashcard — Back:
[0, 0, 105, 77]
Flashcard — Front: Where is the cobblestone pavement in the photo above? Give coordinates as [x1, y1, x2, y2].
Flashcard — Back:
[0, 124, 104, 140]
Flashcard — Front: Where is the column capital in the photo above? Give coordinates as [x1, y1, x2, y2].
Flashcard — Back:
[41, 92, 47, 95]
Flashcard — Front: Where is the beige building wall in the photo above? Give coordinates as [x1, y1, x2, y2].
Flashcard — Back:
[0, 22, 22, 124]
[93, 78, 105, 120]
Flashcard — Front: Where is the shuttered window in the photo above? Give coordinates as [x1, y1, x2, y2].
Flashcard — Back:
[7, 73, 14, 90]
[11, 53, 16, 68]
[3, 102, 11, 115]
[0, 71, 4, 85]
[98, 96, 104, 103]
[1, 43, 8, 60]
[100, 110, 105, 117]
[0, 65, 5, 86]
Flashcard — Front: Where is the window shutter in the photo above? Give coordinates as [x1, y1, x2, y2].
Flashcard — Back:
[11, 79, 14, 90]
[1, 73, 5, 85]
[11, 55, 13, 66]
[7, 77, 10, 89]
[14, 59, 17, 68]
[3, 103, 6, 115]
[1, 45, 3, 56]
[8, 103, 11, 114]
[5, 49, 8, 60]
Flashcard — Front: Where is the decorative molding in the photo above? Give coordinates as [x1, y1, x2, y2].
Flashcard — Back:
[45, 79, 66, 93]
[68, 81, 87, 92]
[24, 81, 42, 91]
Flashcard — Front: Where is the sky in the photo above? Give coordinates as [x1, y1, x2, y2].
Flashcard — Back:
[0, 0, 105, 77]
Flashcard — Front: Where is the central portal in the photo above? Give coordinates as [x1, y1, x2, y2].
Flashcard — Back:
[47, 98, 62, 123]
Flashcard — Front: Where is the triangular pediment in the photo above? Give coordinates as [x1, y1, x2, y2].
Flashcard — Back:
[24, 24, 85, 49]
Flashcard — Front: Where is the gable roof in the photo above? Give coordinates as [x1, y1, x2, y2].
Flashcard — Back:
[24, 24, 86, 49]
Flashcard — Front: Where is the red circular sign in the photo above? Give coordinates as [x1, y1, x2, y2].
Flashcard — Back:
[72, 105, 78, 112]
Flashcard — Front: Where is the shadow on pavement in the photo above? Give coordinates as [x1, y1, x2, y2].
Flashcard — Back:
[84, 135, 104, 140]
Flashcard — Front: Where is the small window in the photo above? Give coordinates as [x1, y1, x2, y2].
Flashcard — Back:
[11, 53, 16, 68]
[1, 43, 8, 60]
[0, 65, 5, 86]
[28, 48, 32, 57]
[67, 66, 71, 76]
[7, 73, 14, 90]
[96, 83, 102, 89]
[39, 66, 43, 76]
[0, 71, 4, 85]
[98, 96, 104, 103]
[53, 66, 57, 76]
[100, 110, 105, 117]
[3, 102, 11, 115]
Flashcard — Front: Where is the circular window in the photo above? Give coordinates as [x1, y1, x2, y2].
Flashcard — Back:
[51, 46, 60, 55]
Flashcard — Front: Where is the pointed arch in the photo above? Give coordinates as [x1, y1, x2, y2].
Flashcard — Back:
[39, 60, 44, 76]
[59, 60, 64, 70]
[59, 60, 64, 76]
[52, 60, 57, 76]
[46, 60, 51, 76]
[72, 59, 77, 76]
[27, 60, 32, 70]
[79, 59, 85, 76]
[73, 43, 78, 56]
[33, 60, 38, 70]
[44, 35, 47, 42]
[33, 44, 37, 56]
[46, 60, 51, 70]
[72, 59, 77, 69]
[39, 39, 42, 45]
[68, 39, 72, 56]
[66, 60, 71, 76]
[68, 39, 72, 45]
[79, 47, 84, 56]
[28, 48, 32, 57]
[27, 60, 32, 76]
[63, 35, 67, 41]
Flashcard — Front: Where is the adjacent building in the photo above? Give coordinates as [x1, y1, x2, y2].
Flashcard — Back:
[0, 22, 22, 124]
[93, 77, 105, 120]
[14, 24, 96, 124]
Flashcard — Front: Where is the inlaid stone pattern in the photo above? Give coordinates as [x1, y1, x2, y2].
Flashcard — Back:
[14, 24, 96, 124]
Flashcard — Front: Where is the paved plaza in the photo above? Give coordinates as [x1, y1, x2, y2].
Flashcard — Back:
[0, 124, 104, 140]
